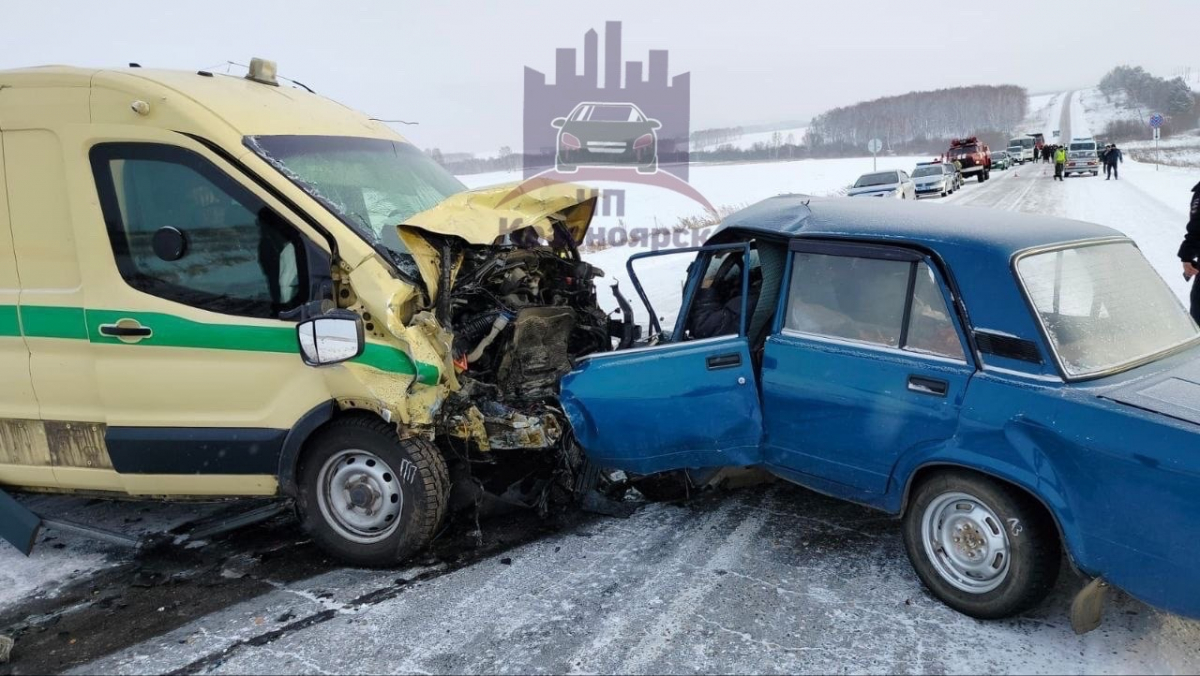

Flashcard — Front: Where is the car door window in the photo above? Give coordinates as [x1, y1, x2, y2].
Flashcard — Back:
[785, 252, 964, 360]
[906, 262, 966, 359]
[684, 248, 760, 340]
[91, 144, 306, 319]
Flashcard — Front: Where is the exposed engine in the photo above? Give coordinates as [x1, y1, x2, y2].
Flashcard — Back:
[433, 229, 616, 515]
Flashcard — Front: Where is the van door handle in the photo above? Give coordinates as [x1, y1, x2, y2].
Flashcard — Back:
[907, 375, 948, 397]
[99, 323, 152, 338]
[706, 352, 742, 370]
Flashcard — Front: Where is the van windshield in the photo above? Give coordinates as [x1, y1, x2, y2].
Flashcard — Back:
[247, 135, 466, 260]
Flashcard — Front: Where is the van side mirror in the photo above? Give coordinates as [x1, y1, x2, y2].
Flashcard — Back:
[297, 310, 364, 366]
[551, 117, 567, 128]
[648, 119, 662, 130]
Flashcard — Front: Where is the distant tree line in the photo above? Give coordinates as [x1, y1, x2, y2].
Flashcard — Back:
[804, 85, 1027, 154]
[1099, 65, 1197, 126]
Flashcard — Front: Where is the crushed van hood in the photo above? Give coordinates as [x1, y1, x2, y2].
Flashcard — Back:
[400, 180, 598, 246]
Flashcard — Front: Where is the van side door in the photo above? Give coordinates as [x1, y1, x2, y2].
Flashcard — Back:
[76, 134, 338, 496]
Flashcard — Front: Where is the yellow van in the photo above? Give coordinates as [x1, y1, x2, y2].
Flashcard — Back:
[0, 60, 607, 565]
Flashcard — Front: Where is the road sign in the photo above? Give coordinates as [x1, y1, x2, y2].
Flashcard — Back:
[1154, 127, 1161, 140]
[867, 138, 882, 170]
[1150, 114, 1164, 129]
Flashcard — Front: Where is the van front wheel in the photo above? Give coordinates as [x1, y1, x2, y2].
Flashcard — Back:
[902, 470, 1059, 619]
[298, 415, 448, 567]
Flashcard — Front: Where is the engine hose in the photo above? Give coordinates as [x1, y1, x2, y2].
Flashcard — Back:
[458, 311, 501, 342]
[467, 311, 515, 363]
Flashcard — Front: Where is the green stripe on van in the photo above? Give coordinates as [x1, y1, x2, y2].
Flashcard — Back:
[2, 305, 438, 385]
[0, 306, 19, 337]
[19, 306, 88, 340]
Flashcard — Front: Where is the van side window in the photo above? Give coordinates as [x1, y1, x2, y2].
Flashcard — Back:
[90, 144, 306, 319]
[785, 252, 964, 360]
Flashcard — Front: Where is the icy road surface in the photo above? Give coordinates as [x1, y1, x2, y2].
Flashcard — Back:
[2, 91, 1199, 674]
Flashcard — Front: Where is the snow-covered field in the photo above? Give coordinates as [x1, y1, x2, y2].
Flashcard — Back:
[690, 125, 808, 152]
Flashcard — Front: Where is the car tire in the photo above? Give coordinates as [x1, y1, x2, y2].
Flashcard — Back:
[298, 414, 449, 567]
[902, 470, 1060, 619]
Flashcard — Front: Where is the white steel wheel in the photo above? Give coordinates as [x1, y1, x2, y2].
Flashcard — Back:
[316, 449, 404, 544]
[921, 491, 1010, 594]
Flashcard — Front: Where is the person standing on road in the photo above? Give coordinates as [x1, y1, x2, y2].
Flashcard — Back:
[1053, 146, 1067, 180]
[1105, 144, 1123, 180]
[1178, 181, 1200, 323]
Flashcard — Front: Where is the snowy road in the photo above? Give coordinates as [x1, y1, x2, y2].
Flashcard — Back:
[3, 92, 1200, 675]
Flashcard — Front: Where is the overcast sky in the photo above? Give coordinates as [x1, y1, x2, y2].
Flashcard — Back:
[5, 1, 1198, 154]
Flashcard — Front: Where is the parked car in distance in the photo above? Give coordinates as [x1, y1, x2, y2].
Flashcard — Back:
[911, 163, 953, 198]
[1008, 136, 1035, 164]
[561, 195, 1200, 625]
[947, 161, 964, 190]
[949, 137, 991, 182]
[847, 170, 916, 199]
[1066, 137, 1101, 177]
[991, 150, 1011, 171]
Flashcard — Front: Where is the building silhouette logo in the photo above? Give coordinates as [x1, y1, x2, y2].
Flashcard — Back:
[512, 20, 712, 216]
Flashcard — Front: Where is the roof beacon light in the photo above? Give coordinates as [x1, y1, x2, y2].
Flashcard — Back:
[245, 58, 279, 86]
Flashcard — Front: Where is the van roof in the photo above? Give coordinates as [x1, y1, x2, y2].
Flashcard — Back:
[0, 65, 403, 141]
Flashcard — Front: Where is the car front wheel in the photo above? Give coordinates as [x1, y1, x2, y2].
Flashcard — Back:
[902, 470, 1060, 619]
[298, 415, 449, 567]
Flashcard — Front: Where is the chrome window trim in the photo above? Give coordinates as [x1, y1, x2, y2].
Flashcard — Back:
[777, 328, 969, 367]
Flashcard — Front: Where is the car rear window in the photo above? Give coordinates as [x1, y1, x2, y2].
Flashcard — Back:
[1017, 242, 1198, 377]
[912, 166, 941, 177]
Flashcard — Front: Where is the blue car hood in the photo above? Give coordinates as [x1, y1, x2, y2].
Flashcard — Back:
[1101, 353, 1200, 426]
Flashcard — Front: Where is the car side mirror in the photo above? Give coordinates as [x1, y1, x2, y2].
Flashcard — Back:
[297, 310, 364, 366]
[551, 117, 567, 128]
[649, 119, 662, 130]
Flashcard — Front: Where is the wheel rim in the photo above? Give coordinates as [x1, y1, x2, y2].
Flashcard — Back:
[316, 449, 404, 544]
[921, 491, 1010, 594]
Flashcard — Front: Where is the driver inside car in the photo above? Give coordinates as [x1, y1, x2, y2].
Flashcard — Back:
[688, 251, 762, 339]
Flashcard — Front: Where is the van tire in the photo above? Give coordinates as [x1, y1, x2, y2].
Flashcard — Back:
[297, 415, 448, 567]
[902, 470, 1060, 619]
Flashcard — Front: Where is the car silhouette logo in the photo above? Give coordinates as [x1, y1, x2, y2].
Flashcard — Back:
[551, 101, 661, 174]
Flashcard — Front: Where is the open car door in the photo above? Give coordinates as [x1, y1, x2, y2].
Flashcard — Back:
[560, 243, 763, 475]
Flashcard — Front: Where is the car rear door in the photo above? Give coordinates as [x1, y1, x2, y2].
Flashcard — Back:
[760, 240, 975, 499]
[560, 243, 763, 475]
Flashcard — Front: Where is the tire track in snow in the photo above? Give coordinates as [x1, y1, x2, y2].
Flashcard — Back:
[565, 493, 769, 674]
[614, 503, 770, 675]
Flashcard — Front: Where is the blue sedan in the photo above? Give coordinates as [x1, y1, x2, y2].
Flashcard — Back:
[561, 195, 1200, 625]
